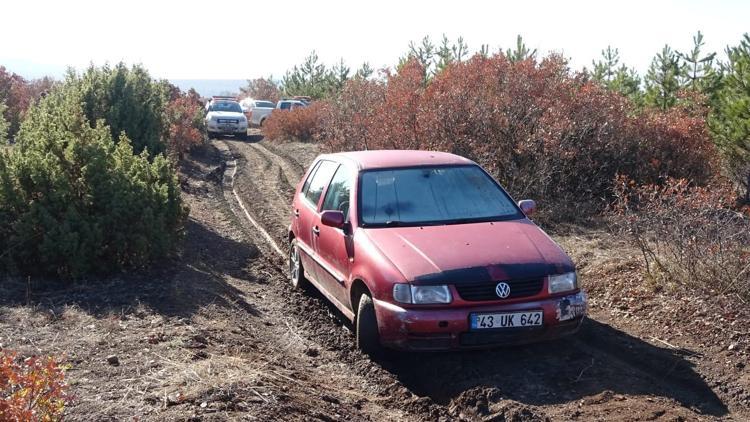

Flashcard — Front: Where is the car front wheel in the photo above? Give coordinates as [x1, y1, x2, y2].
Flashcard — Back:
[356, 293, 383, 357]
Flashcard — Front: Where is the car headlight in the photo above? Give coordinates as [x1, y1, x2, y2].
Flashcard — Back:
[393, 284, 452, 304]
[548, 272, 577, 294]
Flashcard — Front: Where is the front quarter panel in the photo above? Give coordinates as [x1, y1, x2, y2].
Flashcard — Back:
[348, 228, 407, 308]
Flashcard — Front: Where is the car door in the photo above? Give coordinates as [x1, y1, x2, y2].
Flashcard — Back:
[295, 159, 338, 283]
[314, 164, 355, 307]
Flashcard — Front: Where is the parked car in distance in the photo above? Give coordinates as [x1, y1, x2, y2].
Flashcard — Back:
[276, 99, 307, 111]
[288, 150, 587, 355]
[239, 98, 276, 126]
[204, 98, 248, 140]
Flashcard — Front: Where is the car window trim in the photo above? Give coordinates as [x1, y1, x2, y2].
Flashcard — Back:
[356, 163, 524, 228]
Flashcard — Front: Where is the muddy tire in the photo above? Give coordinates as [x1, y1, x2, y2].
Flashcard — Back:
[356, 293, 383, 357]
[289, 239, 307, 289]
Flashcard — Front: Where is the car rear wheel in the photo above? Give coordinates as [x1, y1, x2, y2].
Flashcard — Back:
[356, 293, 383, 357]
[289, 239, 307, 289]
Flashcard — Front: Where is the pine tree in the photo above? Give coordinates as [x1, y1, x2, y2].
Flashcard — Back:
[330, 58, 350, 93]
[611, 65, 643, 105]
[354, 62, 374, 79]
[0, 102, 7, 144]
[645, 45, 683, 110]
[592, 46, 620, 83]
[506, 35, 536, 63]
[709, 34, 750, 202]
[281, 51, 330, 99]
[435, 35, 469, 73]
[678, 31, 722, 106]
[679, 31, 718, 91]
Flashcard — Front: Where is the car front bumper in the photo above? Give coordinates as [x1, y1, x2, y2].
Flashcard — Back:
[207, 124, 247, 135]
[373, 291, 587, 351]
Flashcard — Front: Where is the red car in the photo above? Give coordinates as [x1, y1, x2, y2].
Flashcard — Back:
[288, 150, 587, 354]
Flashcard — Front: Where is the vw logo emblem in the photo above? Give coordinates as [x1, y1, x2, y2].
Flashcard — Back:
[495, 282, 511, 298]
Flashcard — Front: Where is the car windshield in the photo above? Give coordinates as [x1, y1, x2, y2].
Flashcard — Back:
[359, 165, 522, 227]
[210, 101, 242, 113]
[255, 101, 276, 108]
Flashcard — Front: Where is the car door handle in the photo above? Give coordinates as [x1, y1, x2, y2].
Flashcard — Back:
[294, 209, 300, 218]
[312, 226, 320, 236]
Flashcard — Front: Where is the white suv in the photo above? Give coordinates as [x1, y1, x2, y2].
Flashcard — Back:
[205, 99, 248, 139]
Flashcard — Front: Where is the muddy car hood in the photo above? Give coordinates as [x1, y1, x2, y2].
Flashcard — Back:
[363, 219, 574, 284]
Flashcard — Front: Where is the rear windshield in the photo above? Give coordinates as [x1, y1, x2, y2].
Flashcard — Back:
[209, 101, 242, 113]
[359, 165, 521, 227]
[255, 101, 276, 108]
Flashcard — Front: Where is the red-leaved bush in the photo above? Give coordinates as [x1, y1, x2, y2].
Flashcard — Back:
[264, 102, 326, 142]
[0, 351, 71, 421]
[316, 54, 720, 221]
[611, 176, 750, 298]
[164, 92, 206, 159]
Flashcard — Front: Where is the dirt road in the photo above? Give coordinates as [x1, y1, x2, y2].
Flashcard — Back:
[1, 135, 747, 421]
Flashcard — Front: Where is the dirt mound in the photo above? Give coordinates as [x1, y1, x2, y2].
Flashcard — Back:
[445, 387, 547, 421]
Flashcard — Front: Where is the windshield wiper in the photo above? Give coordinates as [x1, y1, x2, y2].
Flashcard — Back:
[383, 220, 405, 227]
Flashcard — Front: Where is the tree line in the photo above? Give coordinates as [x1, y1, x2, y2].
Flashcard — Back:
[242, 32, 750, 202]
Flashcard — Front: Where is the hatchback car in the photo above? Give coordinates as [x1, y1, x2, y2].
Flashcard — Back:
[288, 150, 587, 354]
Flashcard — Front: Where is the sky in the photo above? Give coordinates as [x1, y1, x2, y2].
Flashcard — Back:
[2, 0, 748, 81]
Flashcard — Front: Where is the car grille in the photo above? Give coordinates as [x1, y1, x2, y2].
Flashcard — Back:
[218, 119, 239, 124]
[455, 278, 544, 301]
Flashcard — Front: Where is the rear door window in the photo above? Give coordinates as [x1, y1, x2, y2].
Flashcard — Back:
[304, 160, 338, 207]
[302, 161, 321, 197]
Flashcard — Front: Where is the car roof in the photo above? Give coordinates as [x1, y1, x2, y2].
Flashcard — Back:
[321, 150, 475, 171]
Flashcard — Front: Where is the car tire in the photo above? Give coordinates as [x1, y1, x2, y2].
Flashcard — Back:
[259, 118, 265, 127]
[356, 293, 383, 357]
[289, 239, 307, 289]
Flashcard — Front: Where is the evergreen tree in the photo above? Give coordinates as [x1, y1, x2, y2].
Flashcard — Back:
[330, 58, 351, 92]
[645, 45, 683, 110]
[709, 34, 750, 202]
[0, 102, 7, 144]
[506, 35, 536, 63]
[354, 62, 374, 79]
[679, 31, 718, 91]
[479, 44, 490, 59]
[0, 86, 186, 277]
[592, 46, 620, 83]
[435, 35, 469, 73]
[281, 51, 330, 99]
[69, 63, 169, 155]
[590, 47, 642, 104]
[610, 65, 643, 105]
[678, 31, 722, 106]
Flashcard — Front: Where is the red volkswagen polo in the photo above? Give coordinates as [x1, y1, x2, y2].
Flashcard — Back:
[288, 150, 587, 354]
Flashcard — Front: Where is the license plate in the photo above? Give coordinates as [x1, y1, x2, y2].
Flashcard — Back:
[470, 311, 543, 330]
[220, 124, 233, 130]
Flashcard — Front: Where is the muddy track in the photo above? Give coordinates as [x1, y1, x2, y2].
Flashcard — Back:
[217, 137, 743, 421]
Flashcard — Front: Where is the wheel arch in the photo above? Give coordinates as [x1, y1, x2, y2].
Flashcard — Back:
[350, 278, 372, 318]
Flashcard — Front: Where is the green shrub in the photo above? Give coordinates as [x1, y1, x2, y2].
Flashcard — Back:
[0, 86, 187, 278]
[0, 102, 7, 143]
[69, 63, 169, 156]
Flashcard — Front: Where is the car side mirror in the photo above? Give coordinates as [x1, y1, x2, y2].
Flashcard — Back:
[518, 199, 536, 216]
[321, 210, 345, 228]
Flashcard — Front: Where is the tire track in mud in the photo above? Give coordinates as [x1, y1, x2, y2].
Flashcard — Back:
[215, 138, 441, 421]
[219, 138, 734, 421]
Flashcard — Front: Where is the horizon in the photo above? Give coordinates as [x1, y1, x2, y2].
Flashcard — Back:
[2, 0, 748, 83]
